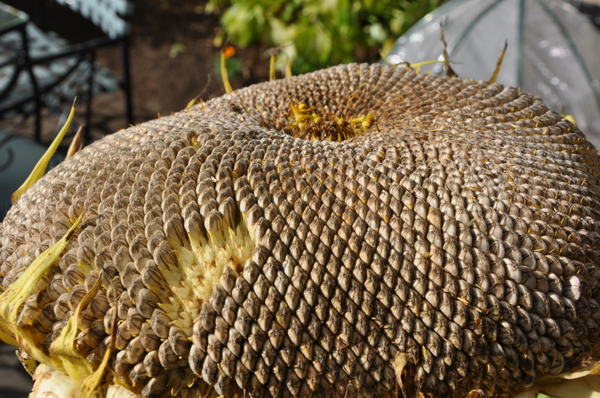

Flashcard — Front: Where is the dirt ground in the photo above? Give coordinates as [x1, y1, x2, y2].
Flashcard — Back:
[2, 0, 274, 145]
[100, 0, 273, 126]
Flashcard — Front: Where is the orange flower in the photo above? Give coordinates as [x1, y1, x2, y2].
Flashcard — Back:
[222, 45, 236, 59]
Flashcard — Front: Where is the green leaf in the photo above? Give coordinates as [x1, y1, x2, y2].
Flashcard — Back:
[169, 42, 187, 58]
[389, 9, 405, 36]
[222, 3, 267, 47]
[268, 17, 297, 46]
[368, 23, 387, 44]
[218, 0, 447, 71]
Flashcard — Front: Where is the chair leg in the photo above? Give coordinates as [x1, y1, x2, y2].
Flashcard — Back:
[19, 24, 43, 143]
[121, 36, 134, 126]
[32, 0, 48, 31]
[84, 50, 95, 144]
[34, 98, 42, 143]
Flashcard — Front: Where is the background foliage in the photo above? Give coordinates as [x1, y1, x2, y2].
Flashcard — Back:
[206, 0, 445, 74]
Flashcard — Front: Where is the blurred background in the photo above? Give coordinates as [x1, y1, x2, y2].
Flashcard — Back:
[386, 0, 600, 149]
[0, 0, 599, 395]
[1, 0, 599, 144]
[0, 0, 446, 144]
[0, 0, 598, 146]
[0, 0, 444, 223]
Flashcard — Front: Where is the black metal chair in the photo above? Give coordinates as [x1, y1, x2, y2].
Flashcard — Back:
[0, 0, 134, 143]
[0, 128, 64, 220]
[568, 0, 600, 28]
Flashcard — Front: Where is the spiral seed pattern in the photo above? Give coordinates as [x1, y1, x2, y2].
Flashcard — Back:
[1, 63, 600, 398]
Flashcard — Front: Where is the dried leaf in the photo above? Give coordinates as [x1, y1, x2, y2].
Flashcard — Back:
[489, 41, 508, 84]
[78, 298, 118, 398]
[440, 20, 457, 78]
[0, 213, 83, 366]
[269, 53, 276, 81]
[66, 125, 84, 158]
[17, 348, 37, 376]
[49, 272, 102, 385]
[285, 57, 292, 78]
[12, 99, 76, 203]
[220, 49, 233, 94]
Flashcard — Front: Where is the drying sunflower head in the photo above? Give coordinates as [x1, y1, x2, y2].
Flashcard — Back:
[1, 62, 600, 398]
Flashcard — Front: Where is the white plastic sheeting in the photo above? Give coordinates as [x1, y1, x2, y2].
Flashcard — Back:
[386, 0, 600, 149]
[55, 0, 132, 38]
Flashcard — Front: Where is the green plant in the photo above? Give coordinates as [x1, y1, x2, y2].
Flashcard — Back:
[214, 54, 243, 82]
[207, 0, 445, 73]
